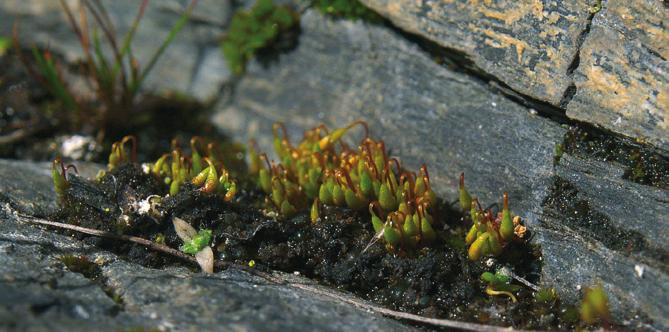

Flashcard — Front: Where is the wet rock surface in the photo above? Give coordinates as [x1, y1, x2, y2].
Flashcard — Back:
[0, 159, 411, 332]
[541, 153, 669, 328]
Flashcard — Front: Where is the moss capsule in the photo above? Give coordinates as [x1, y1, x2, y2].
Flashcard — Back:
[420, 215, 436, 243]
[500, 192, 514, 241]
[318, 182, 333, 205]
[465, 224, 478, 245]
[378, 182, 396, 211]
[258, 168, 271, 193]
[403, 213, 418, 238]
[487, 231, 502, 256]
[192, 166, 210, 187]
[359, 168, 373, 197]
[383, 223, 401, 246]
[223, 181, 237, 202]
[202, 160, 219, 194]
[468, 232, 490, 261]
[459, 172, 472, 211]
[310, 199, 320, 224]
[344, 188, 365, 210]
[332, 184, 345, 206]
[52, 159, 68, 198]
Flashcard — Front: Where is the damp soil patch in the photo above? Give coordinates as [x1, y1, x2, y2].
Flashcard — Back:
[41, 163, 596, 329]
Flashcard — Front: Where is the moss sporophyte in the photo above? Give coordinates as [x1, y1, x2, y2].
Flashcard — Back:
[43, 123, 623, 328]
[460, 174, 526, 261]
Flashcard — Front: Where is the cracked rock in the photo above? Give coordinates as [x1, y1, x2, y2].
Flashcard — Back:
[566, 0, 669, 153]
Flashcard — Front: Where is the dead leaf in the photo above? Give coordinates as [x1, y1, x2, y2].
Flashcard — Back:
[195, 247, 214, 274]
[173, 217, 197, 242]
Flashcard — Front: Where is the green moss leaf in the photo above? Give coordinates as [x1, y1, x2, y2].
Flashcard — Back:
[180, 229, 213, 255]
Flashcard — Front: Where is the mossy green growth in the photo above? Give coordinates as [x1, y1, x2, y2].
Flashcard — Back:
[553, 143, 563, 165]
[180, 229, 212, 255]
[221, 0, 299, 75]
[60, 254, 99, 278]
[580, 284, 609, 325]
[481, 271, 521, 302]
[0, 36, 10, 56]
[534, 287, 558, 304]
[312, 0, 382, 22]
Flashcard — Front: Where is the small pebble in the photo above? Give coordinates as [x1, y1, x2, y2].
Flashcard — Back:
[634, 264, 644, 278]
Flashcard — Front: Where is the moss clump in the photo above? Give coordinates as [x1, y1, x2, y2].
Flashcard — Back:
[0, 36, 10, 56]
[60, 254, 99, 279]
[313, 0, 383, 22]
[221, 0, 299, 75]
[248, 121, 443, 253]
[180, 229, 213, 254]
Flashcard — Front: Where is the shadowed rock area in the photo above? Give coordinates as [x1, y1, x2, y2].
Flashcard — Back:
[0, 0, 231, 101]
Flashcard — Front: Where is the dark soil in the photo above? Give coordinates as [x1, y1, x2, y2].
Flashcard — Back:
[51, 163, 588, 330]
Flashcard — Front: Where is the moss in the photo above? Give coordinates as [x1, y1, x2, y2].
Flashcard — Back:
[59, 254, 100, 279]
[221, 0, 300, 75]
[553, 143, 563, 165]
[589, 0, 602, 14]
[0, 36, 10, 57]
[312, 0, 383, 22]
[180, 229, 213, 254]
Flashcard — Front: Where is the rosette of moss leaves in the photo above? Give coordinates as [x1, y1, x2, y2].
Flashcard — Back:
[221, 0, 299, 75]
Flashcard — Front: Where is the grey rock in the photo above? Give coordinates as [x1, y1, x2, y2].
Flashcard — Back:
[540, 153, 669, 329]
[0, 0, 230, 102]
[566, 0, 669, 153]
[0, 159, 101, 216]
[214, 10, 565, 229]
[358, 0, 592, 105]
[0, 159, 411, 331]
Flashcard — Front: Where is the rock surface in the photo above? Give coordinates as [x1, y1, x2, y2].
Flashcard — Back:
[359, 0, 669, 154]
[567, 0, 669, 152]
[541, 153, 669, 328]
[0, 159, 411, 332]
[213, 10, 668, 330]
[359, 0, 592, 105]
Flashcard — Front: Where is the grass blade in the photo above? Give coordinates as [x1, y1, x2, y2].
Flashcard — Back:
[130, 0, 197, 95]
